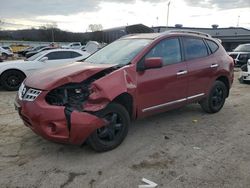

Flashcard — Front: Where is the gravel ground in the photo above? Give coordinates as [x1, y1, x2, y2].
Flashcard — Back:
[0, 70, 250, 188]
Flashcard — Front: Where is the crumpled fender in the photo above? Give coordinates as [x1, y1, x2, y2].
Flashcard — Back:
[83, 66, 137, 112]
[69, 111, 107, 145]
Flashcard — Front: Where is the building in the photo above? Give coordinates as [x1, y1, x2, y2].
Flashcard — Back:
[153, 25, 250, 51]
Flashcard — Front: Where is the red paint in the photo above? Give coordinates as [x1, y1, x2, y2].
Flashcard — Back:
[16, 32, 234, 145]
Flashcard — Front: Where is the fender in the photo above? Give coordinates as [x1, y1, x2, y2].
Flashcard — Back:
[83, 66, 137, 112]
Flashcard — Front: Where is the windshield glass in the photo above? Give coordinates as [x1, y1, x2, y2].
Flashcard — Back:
[234, 44, 250, 52]
[85, 39, 152, 65]
[27, 51, 47, 61]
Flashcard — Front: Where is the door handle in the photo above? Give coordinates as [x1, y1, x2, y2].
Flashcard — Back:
[210, 64, 219, 68]
[177, 70, 188, 76]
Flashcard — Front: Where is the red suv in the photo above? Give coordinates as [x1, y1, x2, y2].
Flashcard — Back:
[15, 31, 234, 152]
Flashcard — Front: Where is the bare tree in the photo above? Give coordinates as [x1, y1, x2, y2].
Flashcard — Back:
[88, 24, 103, 32]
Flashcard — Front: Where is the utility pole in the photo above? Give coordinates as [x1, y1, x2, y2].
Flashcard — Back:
[237, 15, 240, 27]
[167, 1, 171, 27]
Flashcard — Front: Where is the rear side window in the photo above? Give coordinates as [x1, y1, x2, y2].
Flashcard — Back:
[183, 37, 208, 60]
[145, 38, 182, 66]
[71, 52, 82, 58]
[206, 40, 219, 53]
[45, 51, 72, 60]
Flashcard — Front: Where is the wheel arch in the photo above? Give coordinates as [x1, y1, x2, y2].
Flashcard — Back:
[112, 92, 134, 120]
[1, 68, 26, 78]
[216, 76, 230, 97]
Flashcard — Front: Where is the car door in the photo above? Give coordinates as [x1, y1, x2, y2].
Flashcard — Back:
[136, 37, 188, 117]
[182, 37, 217, 102]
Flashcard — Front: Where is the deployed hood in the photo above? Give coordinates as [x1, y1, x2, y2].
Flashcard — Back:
[25, 62, 117, 90]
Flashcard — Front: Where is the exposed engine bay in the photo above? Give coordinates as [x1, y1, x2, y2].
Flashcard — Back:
[45, 66, 118, 111]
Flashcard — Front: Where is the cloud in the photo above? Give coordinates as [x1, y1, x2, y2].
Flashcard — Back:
[184, 0, 250, 9]
[0, 0, 165, 19]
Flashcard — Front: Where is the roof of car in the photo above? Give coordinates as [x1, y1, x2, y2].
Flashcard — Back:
[122, 30, 212, 40]
[43, 48, 87, 54]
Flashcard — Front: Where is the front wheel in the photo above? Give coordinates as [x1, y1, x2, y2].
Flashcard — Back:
[200, 81, 228, 113]
[87, 103, 130, 152]
[0, 70, 25, 91]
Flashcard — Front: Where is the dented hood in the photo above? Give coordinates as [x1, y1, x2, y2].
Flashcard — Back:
[25, 62, 117, 90]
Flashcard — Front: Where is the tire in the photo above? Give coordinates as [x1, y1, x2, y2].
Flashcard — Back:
[238, 76, 246, 84]
[200, 81, 228, 113]
[241, 64, 247, 72]
[87, 103, 130, 152]
[0, 70, 26, 91]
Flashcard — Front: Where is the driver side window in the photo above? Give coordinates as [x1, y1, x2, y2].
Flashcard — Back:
[145, 38, 182, 66]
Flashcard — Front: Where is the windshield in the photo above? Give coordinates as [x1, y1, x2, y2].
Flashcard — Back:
[234, 44, 250, 52]
[85, 39, 152, 65]
[27, 51, 47, 61]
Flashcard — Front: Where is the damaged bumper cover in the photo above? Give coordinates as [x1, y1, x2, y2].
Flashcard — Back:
[15, 91, 107, 145]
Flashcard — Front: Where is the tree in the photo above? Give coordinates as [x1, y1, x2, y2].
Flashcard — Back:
[88, 24, 103, 32]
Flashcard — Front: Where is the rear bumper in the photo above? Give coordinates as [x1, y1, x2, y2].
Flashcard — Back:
[240, 71, 250, 81]
[15, 93, 106, 145]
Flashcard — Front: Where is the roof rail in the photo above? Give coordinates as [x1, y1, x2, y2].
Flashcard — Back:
[167, 30, 211, 38]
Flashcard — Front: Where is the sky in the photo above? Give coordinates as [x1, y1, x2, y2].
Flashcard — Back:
[0, 0, 250, 32]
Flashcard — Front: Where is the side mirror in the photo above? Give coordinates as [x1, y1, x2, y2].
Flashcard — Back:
[144, 57, 163, 70]
[248, 59, 250, 65]
[40, 57, 48, 62]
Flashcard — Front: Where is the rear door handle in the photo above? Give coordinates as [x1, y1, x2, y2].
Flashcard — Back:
[210, 64, 219, 68]
[177, 70, 188, 76]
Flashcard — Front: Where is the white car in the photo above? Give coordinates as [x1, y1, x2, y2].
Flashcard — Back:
[0, 49, 90, 90]
[239, 59, 250, 83]
[62, 42, 82, 49]
[0, 46, 14, 60]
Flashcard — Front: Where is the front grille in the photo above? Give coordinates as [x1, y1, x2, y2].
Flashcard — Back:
[23, 88, 42, 101]
[18, 83, 42, 101]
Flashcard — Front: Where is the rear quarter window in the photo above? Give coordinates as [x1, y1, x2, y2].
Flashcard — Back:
[206, 40, 219, 53]
[183, 37, 208, 60]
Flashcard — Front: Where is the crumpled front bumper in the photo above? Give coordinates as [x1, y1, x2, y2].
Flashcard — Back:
[15, 91, 107, 145]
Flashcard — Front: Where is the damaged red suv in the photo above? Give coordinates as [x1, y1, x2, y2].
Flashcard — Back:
[15, 31, 234, 151]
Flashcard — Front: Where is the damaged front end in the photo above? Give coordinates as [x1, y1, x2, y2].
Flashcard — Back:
[39, 67, 118, 144]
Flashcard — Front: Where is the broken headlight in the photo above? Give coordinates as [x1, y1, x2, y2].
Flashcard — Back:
[45, 83, 90, 111]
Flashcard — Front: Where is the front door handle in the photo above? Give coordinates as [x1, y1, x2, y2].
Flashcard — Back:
[177, 70, 188, 76]
[210, 64, 219, 68]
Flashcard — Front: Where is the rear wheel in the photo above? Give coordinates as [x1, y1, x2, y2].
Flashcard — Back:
[87, 103, 130, 152]
[200, 81, 227, 113]
[0, 70, 25, 91]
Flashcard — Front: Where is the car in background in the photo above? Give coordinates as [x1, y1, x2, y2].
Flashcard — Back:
[82, 41, 105, 54]
[15, 31, 234, 152]
[0, 46, 14, 60]
[25, 46, 56, 58]
[239, 59, 250, 83]
[228, 43, 250, 67]
[0, 49, 90, 90]
[62, 42, 82, 49]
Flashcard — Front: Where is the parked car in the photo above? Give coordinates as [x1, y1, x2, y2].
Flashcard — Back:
[0, 46, 14, 60]
[228, 43, 250, 67]
[15, 31, 234, 152]
[0, 49, 90, 90]
[62, 42, 82, 49]
[239, 59, 250, 83]
[82, 41, 104, 54]
[17, 46, 36, 57]
[25, 46, 56, 58]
